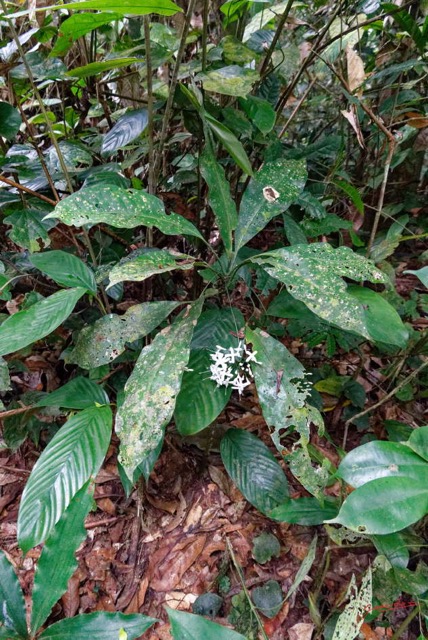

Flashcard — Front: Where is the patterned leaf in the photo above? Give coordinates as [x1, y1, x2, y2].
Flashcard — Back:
[107, 249, 194, 288]
[102, 109, 148, 155]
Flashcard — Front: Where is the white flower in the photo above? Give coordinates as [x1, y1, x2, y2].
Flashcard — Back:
[207, 341, 260, 396]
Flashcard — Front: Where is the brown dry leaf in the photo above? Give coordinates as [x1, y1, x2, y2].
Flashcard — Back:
[346, 45, 365, 95]
[288, 622, 315, 640]
[125, 576, 149, 613]
[403, 112, 428, 129]
[341, 108, 365, 148]
[164, 591, 197, 610]
[61, 572, 81, 618]
[96, 498, 116, 515]
[150, 535, 207, 591]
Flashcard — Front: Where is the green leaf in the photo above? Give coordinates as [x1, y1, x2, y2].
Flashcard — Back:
[116, 299, 203, 480]
[36, 376, 109, 409]
[0, 357, 11, 392]
[239, 96, 275, 134]
[50, 12, 121, 56]
[252, 581, 283, 618]
[220, 428, 289, 515]
[18, 405, 112, 553]
[6, 209, 53, 252]
[30, 250, 97, 294]
[407, 426, 428, 462]
[285, 534, 317, 601]
[328, 476, 428, 534]
[167, 607, 245, 640]
[403, 266, 428, 288]
[59, 0, 181, 16]
[0, 550, 27, 639]
[38, 613, 157, 640]
[102, 109, 148, 155]
[347, 286, 409, 347]
[200, 147, 238, 255]
[235, 159, 307, 251]
[197, 65, 259, 98]
[246, 328, 323, 461]
[46, 185, 203, 239]
[0, 288, 86, 357]
[371, 532, 409, 569]
[205, 113, 253, 176]
[0, 102, 21, 139]
[334, 179, 364, 214]
[250, 244, 388, 338]
[69, 301, 179, 369]
[252, 532, 280, 564]
[108, 249, 194, 288]
[269, 497, 339, 525]
[66, 58, 141, 78]
[337, 441, 427, 487]
[30, 481, 93, 634]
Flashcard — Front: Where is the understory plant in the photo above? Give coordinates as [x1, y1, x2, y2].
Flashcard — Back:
[0, 0, 427, 637]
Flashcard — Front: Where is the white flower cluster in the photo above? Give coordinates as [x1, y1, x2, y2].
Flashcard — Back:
[209, 341, 260, 396]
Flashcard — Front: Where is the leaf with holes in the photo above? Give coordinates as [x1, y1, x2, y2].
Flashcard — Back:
[68, 301, 179, 369]
[0, 287, 86, 357]
[18, 405, 112, 553]
[102, 109, 148, 155]
[0, 551, 27, 639]
[250, 244, 388, 338]
[30, 481, 93, 634]
[36, 376, 109, 409]
[235, 159, 307, 251]
[30, 250, 97, 294]
[116, 299, 203, 480]
[221, 428, 289, 515]
[175, 308, 244, 436]
[38, 613, 157, 640]
[197, 65, 259, 98]
[45, 185, 202, 238]
[332, 570, 372, 640]
[200, 147, 238, 255]
[107, 249, 194, 288]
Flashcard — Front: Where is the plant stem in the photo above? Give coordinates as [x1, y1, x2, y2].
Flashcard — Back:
[143, 15, 155, 248]
[390, 605, 419, 640]
[258, 0, 294, 80]
[0, 175, 57, 206]
[201, 0, 209, 72]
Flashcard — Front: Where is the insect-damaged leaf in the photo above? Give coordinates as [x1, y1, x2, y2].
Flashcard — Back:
[107, 249, 194, 288]
[250, 243, 388, 339]
[116, 298, 203, 480]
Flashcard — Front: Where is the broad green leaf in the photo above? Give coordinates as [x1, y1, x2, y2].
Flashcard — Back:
[102, 109, 148, 155]
[46, 185, 203, 239]
[252, 580, 283, 618]
[51, 12, 121, 57]
[6, 209, 53, 251]
[66, 58, 141, 78]
[205, 113, 253, 176]
[337, 441, 427, 487]
[0, 102, 21, 139]
[404, 266, 428, 288]
[197, 65, 259, 98]
[36, 376, 109, 409]
[167, 607, 245, 640]
[38, 613, 157, 640]
[250, 244, 388, 338]
[175, 307, 244, 435]
[0, 551, 27, 639]
[18, 405, 112, 553]
[371, 532, 409, 569]
[246, 328, 318, 450]
[116, 299, 203, 480]
[60, 0, 181, 16]
[220, 428, 289, 515]
[221, 35, 257, 64]
[68, 301, 179, 369]
[243, 0, 292, 41]
[108, 249, 194, 288]
[0, 288, 86, 357]
[269, 497, 339, 525]
[407, 426, 428, 461]
[328, 476, 428, 534]
[200, 147, 238, 255]
[235, 159, 307, 251]
[30, 250, 97, 293]
[30, 482, 93, 634]
[239, 95, 275, 134]
[347, 286, 409, 348]
[334, 179, 364, 214]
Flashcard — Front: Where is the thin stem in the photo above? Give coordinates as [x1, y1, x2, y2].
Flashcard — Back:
[279, 77, 316, 138]
[152, 0, 197, 185]
[0, 175, 57, 206]
[367, 138, 396, 254]
[143, 15, 155, 249]
[201, 0, 209, 72]
[258, 0, 293, 80]
[390, 605, 419, 640]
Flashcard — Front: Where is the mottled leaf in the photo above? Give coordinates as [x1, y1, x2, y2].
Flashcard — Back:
[197, 65, 259, 98]
[6, 209, 53, 252]
[332, 570, 372, 640]
[46, 185, 202, 238]
[18, 406, 112, 553]
[30, 250, 97, 293]
[116, 299, 203, 480]
[102, 109, 148, 155]
[235, 159, 307, 251]
[0, 288, 86, 357]
[250, 244, 388, 338]
[30, 482, 93, 634]
[108, 249, 194, 288]
[69, 301, 179, 369]
[0, 357, 11, 392]
[252, 580, 283, 618]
